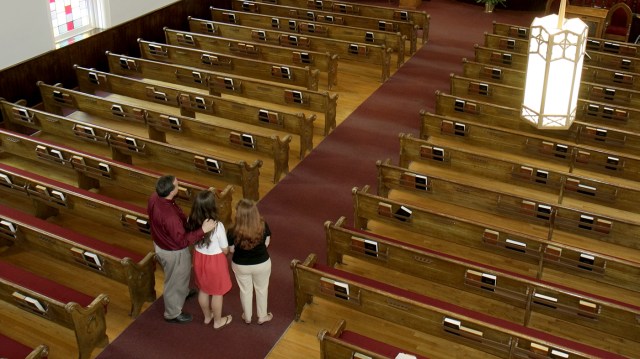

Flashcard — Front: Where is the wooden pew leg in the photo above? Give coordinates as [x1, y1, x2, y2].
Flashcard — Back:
[69, 294, 109, 359]
[32, 200, 59, 220]
[76, 172, 100, 191]
[124, 255, 156, 318]
[272, 135, 291, 183]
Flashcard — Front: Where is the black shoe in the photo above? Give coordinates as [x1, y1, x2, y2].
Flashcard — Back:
[186, 288, 198, 300]
[165, 313, 193, 324]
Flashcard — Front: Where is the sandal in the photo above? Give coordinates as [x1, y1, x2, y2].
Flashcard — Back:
[241, 313, 251, 324]
[213, 315, 232, 330]
[257, 312, 273, 325]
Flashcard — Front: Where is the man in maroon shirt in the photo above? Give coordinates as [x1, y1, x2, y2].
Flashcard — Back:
[148, 175, 216, 323]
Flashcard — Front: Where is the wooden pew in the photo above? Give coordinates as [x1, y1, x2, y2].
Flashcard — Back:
[326, 216, 640, 343]
[449, 73, 523, 108]
[164, 27, 339, 89]
[396, 134, 640, 215]
[106, 52, 338, 136]
[352, 185, 640, 293]
[0, 204, 155, 317]
[0, 260, 109, 359]
[291, 253, 625, 359]
[489, 23, 640, 72]
[491, 21, 530, 40]
[420, 110, 640, 183]
[474, 44, 527, 71]
[36, 83, 262, 200]
[582, 65, 640, 91]
[0, 335, 48, 359]
[580, 80, 640, 108]
[262, 0, 430, 44]
[229, 0, 419, 54]
[461, 58, 525, 88]
[578, 98, 640, 133]
[585, 37, 640, 58]
[34, 81, 288, 184]
[433, 91, 640, 159]
[138, 38, 320, 91]
[0, 162, 152, 239]
[318, 319, 427, 359]
[375, 157, 640, 251]
[210, 7, 407, 68]
[74, 65, 312, 160]
[0, 127, 233, 224]
[483, 32, 528, 55]
[188, 17, 393, 82]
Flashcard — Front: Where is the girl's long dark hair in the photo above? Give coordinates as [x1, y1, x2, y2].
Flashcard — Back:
[186, 190, 218, 247]
[230, 199, 264, 250]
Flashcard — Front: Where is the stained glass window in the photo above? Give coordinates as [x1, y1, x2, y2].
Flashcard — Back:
[49, 0, 94, 42]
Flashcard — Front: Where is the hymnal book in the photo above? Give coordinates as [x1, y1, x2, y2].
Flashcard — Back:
[482, 229, 499, 245]
[579, 253, 595, 271]
[480, 273, 496, 292]
[550, 349, 569, 359]
[453, 122, 466, 136]
[50, 190, 66, 202]
[168, 117, 181, 130]
[351, 236, 378, 257]
[271, 18, 280, 27]
[34, 184, 49, 197]
[206, 158, 221, 174]
[579, 300, 598, 314]
[124, 137, 139, 152]
[443, 317, 461, 334]
[83, 251, 103, 270]
[288, 21, 297, 31]
[414, 174, 428, 191]
[71, 155, 85, 168]
[432, 147, 444, 161]
[377, 202, 393, 218]
[98, 163, 111, 177]
[281, 67, 291, 79]
[460, 325, 483, 339]
[223, 77, 234, 90]
[0, 220, 17, 234]
[349, 44, 359, 54]
[505, 239, 526, 253]
[0, 173, 12, 186]
[536, 204, 551, 220]
[50, 149, 65, 162]
[579, 215, 594, 230]
[594, 218, 611, 234]
[544, 245, 562, 260]
[26, 296, 47, 313]
[394, 206, 412, 222]
[192, 71, 203, 84]
[352, 353, 372, 359]
[111, 104, 125, 116]
[577, 183, 596, 196]
[194, 96, 206, 108]
[242, 134, 255, 148]
[365, 32, 374, 42]
[70, 247, 86, 262]
[533, 292, 557, 308]
[80, 125, 97, 140]
[230, 132, 242, 146]
[320, 277, 349, 300]
[88, 72, 100, 84]
[535, 170, 548, 184]
[530, 342, 549, 355]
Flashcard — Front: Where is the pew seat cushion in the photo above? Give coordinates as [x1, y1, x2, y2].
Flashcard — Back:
[0, 334, 43, 359]
[340, 330, 426, 359]
[0, 260, 95, 308]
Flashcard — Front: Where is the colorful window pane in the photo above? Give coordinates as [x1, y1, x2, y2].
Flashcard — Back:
[50, 0, 92, 39]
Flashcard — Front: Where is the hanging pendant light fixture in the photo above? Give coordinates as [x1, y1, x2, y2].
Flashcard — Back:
[521, 0, 588, 130]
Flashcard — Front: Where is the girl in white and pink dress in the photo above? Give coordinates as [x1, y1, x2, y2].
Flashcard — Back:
[186, 190, 233, 330]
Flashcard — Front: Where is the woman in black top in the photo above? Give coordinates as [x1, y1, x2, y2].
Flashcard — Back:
[228, 199, 273, 324]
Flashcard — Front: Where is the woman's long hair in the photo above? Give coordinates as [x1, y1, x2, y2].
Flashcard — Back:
[230, 199, 264, 250]
[186, 190, 218, 247]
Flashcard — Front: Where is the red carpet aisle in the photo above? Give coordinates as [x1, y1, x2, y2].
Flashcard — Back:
[97, 2, 539, 358]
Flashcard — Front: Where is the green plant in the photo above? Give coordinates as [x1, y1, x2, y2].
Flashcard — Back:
[476, 0, 506, 6]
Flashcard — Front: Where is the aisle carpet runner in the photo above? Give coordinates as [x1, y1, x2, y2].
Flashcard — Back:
[97, 2, 537, 357]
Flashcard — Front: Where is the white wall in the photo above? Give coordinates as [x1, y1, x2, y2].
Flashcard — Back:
[106, 0, 178, 27]
[0, 0, 179, 70]
[0, 0, 55, 70]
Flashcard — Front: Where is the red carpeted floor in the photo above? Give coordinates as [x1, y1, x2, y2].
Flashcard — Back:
[96, 1, 540, 358]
